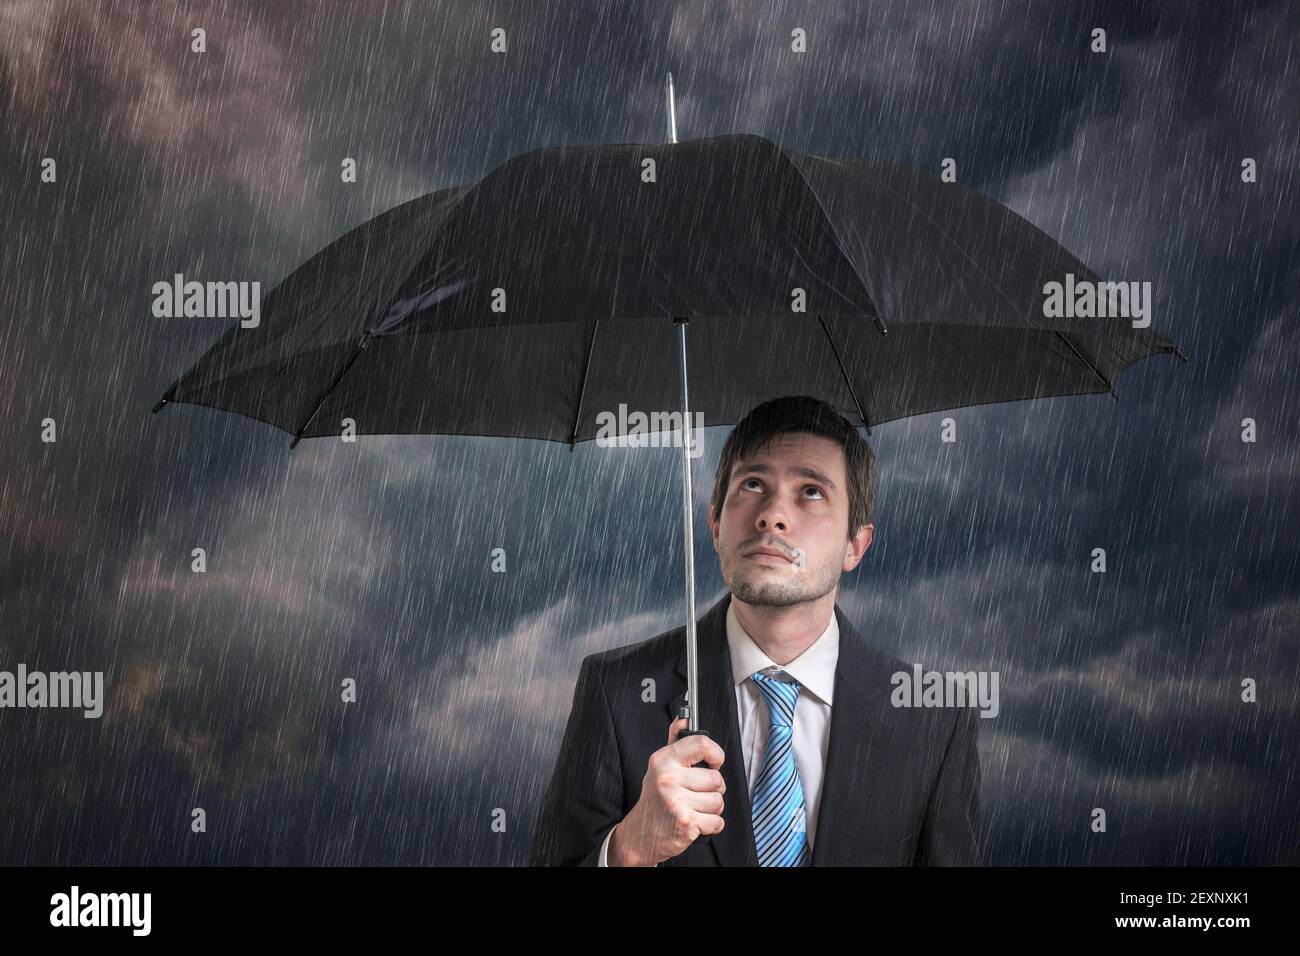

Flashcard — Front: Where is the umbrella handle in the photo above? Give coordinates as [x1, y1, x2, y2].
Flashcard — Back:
[677, 728, 713, 770]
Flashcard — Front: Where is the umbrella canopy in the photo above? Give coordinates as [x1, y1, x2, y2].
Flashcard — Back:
[151, 129, 1185, 740]
[151, 132, 1184, 447]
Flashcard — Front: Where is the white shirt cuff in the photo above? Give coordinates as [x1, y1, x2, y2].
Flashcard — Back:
[599, 823, 617, 866]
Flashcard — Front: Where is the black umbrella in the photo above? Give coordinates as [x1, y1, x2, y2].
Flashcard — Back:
[152, 77, 1185, 743]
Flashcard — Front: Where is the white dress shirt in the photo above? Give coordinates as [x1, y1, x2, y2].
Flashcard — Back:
[599, 597, 839, 865]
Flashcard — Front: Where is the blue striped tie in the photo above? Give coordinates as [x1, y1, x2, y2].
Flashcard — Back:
[750, 669, 811, 866]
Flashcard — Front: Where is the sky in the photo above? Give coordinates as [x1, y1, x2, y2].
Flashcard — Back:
[0, 0, 1296, 865]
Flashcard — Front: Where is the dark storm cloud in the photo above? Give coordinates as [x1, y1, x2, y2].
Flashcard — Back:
[0, 0, 1294, 864]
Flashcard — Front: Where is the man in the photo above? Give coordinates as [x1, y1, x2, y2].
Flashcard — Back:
[529, 395, 982, 866]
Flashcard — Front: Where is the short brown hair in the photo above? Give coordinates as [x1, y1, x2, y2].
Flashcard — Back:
[710, 395, 876, 537]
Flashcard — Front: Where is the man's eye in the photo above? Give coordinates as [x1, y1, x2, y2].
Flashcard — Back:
[740, 478, 823, 499]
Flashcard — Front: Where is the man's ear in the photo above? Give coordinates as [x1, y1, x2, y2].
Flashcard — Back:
[707, 502, 728, 554]
[843, 523, 874, 571]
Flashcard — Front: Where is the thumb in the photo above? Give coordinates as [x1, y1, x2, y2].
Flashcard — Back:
[667, 714, 689, 746]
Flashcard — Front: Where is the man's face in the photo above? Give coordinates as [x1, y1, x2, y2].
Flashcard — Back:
[707, 432, 873, 608]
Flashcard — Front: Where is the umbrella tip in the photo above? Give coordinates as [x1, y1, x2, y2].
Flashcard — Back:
[665, 72, 678, 144]
[151, 385, 176, 414]
[1173, 347, 1189, 363]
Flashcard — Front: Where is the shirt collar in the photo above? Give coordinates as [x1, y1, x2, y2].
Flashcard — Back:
[725, 596, 838, 705]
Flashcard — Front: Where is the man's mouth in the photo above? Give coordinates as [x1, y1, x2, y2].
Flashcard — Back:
[743, 546, 795, 564]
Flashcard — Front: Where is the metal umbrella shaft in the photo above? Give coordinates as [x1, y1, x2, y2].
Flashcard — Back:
[666, 71, 707, 742]
[674, 317, 703, 736]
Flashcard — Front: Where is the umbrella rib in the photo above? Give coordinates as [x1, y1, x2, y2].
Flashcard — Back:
[1053, 329, 1119, 400]
[817, 315, 872, 435]
[568, 319, 600, 450]
[837, 162, 1140, 392]
[800, 157, 1122, 401]
[842, 164, 1043, 327]
[775, 146, 887, 333]
[289, 330, 373, 448]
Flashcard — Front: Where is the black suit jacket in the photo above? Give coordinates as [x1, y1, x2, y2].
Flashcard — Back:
[529, 592, 982, 866]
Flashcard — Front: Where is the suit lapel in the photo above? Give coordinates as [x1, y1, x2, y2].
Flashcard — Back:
[666, 593, 757, 866]
[810, 604, 894, 865]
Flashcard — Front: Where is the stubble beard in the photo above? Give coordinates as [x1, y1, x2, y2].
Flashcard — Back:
[725, 551, 841, 608]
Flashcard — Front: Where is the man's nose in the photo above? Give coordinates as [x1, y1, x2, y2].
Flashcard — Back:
[756, 507, 789, 533]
